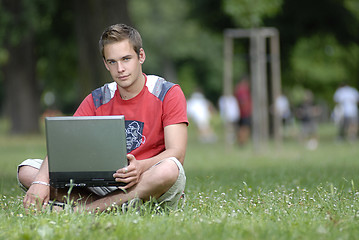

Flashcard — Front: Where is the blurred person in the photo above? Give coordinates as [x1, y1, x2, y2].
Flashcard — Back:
[187, 91, 216, 143]
[331, 104, 343, 128]
[17, 23, 188, 213]
[218, 94, 240, 144]
[295, 90, 321, 150]
[276, 94, 291, 125]
[275, 94, 292, 136]
[234, 76, 252, 145]
[333, 82, 359, 141]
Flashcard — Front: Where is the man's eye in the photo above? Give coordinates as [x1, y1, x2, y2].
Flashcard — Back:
[108, 61, 116, 65]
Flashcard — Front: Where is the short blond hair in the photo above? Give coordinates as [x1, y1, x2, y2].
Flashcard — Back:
[99, 24, 143, 58]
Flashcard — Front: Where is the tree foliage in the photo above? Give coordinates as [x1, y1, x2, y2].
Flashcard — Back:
[0, 0, 358, 133]
[129, 0, 224, 100]
[0, 0, 62, 133]
[265, 0, 359, 104]
[224, 0, 283, 28]
[0, 0, 131, 133]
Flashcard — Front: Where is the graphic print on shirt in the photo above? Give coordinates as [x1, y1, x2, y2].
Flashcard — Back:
[125, 120, 146, 153]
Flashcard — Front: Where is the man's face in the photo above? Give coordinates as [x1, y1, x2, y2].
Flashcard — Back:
[103, 39, 145, 90]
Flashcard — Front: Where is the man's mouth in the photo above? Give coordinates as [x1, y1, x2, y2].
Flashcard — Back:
[118, 75, 130, 80]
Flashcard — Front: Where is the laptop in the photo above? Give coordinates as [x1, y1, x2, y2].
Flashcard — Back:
[45, 115, 128, 188]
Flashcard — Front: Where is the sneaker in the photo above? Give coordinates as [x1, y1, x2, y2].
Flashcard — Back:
[48, 200, 74, 212]
[121, 198, 143, 213]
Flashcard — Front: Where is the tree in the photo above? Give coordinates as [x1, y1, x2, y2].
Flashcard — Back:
[223, 0, 282, 28]
[73, 0, 132, 101]
[0, 0, 132, 134]
[129, 0, 226, 102]
[266, 0, 359, 102]
[1, 0, 46, 134]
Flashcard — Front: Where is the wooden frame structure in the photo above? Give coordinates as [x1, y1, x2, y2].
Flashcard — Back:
[223, 28, 282, 149]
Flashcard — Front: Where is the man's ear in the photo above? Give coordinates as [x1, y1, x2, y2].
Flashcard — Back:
[139, 48, 146, 64]
[103, 58, 110, 71]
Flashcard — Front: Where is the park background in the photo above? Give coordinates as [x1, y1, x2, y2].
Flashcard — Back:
[0, 0, 359, 134]
[1, 0, 359, 239]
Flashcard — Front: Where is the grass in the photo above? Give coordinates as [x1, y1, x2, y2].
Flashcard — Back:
[1, 119, 359, 239]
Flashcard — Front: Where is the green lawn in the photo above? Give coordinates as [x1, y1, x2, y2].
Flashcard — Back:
[1, 120, 359, 239]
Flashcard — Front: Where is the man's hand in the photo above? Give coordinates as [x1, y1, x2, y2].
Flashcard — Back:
[113, 154, 143, 190]
[23, 183, 50, 211]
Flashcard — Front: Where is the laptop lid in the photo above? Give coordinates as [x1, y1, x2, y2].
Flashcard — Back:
[45, 115, 128, 188]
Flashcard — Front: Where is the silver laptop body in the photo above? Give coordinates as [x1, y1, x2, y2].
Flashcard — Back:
[45, 115, 127, 188]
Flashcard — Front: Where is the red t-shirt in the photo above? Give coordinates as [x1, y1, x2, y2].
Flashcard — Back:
[74, 75, 188, 160]
[235, 81, 252, 118]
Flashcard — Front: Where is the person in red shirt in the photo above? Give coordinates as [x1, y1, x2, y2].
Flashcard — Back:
[18, 24, 188, 213]
[234, 76, 252, 145]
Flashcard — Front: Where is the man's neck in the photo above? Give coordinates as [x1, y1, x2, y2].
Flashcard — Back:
[118, 74, 146, 100]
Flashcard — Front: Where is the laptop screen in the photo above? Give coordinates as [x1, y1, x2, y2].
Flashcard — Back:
[45, 115, 128, 187]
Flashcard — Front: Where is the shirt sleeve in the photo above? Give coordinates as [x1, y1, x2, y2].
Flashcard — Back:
[73, 94, 96, 116]
[162, 85, 188, 127]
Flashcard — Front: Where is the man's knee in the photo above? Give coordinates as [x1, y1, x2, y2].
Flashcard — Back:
[17, 158, 43, 190]
[155, 158, 180, 188]
[18, 165, 39, 189]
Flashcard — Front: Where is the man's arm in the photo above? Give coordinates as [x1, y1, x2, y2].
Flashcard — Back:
[143, 122, 187, 165]
[114, 122, 187, 189]
[23, 156, 51, 209]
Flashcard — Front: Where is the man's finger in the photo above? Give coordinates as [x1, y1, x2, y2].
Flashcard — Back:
[115, 175, 134, 182]
[120, 181, 136, 190]
[127, 154, 136, 163]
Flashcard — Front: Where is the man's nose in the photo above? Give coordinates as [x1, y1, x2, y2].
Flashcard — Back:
[117, 62, 125, 72]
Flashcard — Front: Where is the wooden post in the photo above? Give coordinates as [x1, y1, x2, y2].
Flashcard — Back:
[250, 30, 268, 149]
[269, 30, 282, 144]
[249, 31, 260, 148]
[258, 31, 269, 146]
[223, 28, 282, 150]
[223, 33, 233, 97]
[223, 32, 234, 146]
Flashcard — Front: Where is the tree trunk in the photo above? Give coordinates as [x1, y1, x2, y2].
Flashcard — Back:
[2, 1, 40, 134]
[73, 0, 132, 101]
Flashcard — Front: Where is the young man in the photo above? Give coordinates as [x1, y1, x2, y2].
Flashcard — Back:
[17, 24, 188, 213]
